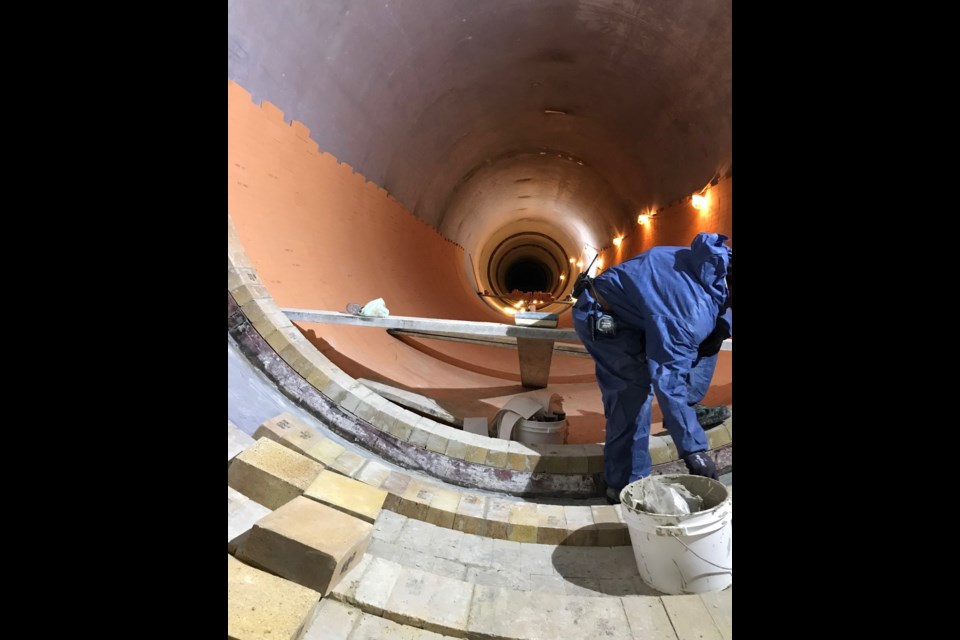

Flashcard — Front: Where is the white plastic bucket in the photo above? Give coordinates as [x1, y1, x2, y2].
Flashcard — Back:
[620, 474, 732, 594]
[514, 418, 567, 445]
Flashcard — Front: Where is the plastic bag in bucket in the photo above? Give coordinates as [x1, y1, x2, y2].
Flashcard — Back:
[620, 474, 732, 594]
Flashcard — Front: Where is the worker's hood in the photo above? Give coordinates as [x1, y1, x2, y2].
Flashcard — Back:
[686, 232, 731, 308]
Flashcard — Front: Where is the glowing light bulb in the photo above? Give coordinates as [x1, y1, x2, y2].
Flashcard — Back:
[569, 257, 576, 264]
[638, 214, 650, 225]
[612, 236, 622, 247]
[692, 192, 710, 211]
[576, 260, 584, 269]
[559, 274, 565, 281]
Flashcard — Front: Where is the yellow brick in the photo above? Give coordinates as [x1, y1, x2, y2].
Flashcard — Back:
[253, 412, 302, 444]
[227, 265, 260, 291]
[280, 424, 327, 457]
[407, 426, 431, 448]
[231, 281, 272, 306]
[564, 445, 590, 474]
[380, 472, 412, 511]
[339, 391, 364, 416]
[452, 493, 488, 536]
[536, 504, 568, 545]
[279, 342, 309, 374]
[398, 479, 436, 521]
[561, 506, 598, 546]
[507, 502, 539, 543]
[328, 449, 366, 478]
[509, 453, 538, 472]
[444, 439, 469, 461]
[707, 425, 730, 449]
[649, 436, 674, 465]
[306, 366, 332, 391]
[484, 449, 508, 469]
[322, 378, 352, 405]
[355, 460, 391, 488]
[227, 555, 320, 640]
[583, 444, 605, 473]
[227, 241, 254, 270]
[384, 414, 413, 441]
[248, 310, 293, 341]
[591, 505, 627, 546]
[237, 297, 271, 327]
[304, 469, 387, 524]
[425, 486, 460, 529]
[227, 438, 324, 509]
[561, 505, 596, 545]
[236, 496, 372, 597]
[304, 438, 345, 466]
[590, 504, 620, 526]
[463, 444, 488, 464]
[425, 432, 449, 454]
[354, 400, 381, 424]
[484, 499, 511, 540]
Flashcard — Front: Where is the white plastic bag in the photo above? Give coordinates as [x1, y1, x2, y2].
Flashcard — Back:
[360, 298, 390, 317]
[636, 478, 703, 515]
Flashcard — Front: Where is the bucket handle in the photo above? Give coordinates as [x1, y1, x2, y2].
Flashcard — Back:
[670, 537, 733, 572]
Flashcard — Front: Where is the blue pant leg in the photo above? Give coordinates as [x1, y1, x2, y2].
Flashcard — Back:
[686, 353, 718, 405]
[572, 297, 654, 490]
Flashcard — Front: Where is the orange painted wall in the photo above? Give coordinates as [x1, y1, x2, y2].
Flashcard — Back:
[227, 80, 729, 442]
[600, 175, 732, 268]
[227, 81, 595, 419]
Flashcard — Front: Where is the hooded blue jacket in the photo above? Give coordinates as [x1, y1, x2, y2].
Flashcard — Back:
[591, 232, 731, 461]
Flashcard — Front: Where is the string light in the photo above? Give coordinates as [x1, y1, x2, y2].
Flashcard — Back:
[691, 192, 710, 211]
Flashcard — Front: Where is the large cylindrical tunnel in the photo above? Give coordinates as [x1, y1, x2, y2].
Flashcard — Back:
[227, 0, 732, 445]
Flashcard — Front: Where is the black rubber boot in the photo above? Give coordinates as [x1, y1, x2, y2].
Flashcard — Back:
[605, 486, 620, 505]
[693, 404, 731, 429]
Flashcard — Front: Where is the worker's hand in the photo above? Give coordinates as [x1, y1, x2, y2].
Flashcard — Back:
[683, 451, 718, 480]
[697, 317, 730, 358]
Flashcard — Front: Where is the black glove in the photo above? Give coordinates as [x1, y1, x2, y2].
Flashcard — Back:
[683, 451, 718, 479]
[697, 317, 730, 358]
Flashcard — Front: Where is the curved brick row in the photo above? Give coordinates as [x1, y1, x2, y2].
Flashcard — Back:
[232, 409, 731, 548]
[228, 419, 732, 639]
[228, 216, 733, 498]
[368, 509, 662, 597]
[240, 411, 632, 546]
[330, 552, 731, 639]
[305, 598, 462, 639]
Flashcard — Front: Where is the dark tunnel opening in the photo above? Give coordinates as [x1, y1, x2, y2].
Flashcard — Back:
[504, 260, 551, 293]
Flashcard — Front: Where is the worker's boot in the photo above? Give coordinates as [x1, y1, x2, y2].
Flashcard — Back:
[604, 486, 621, 505]
[693, 404, 731, 429]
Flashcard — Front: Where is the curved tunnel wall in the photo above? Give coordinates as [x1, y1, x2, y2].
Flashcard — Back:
[227, 0, 733, 445]
[228, 81, 731, 444]
[228, 0, 733, 299]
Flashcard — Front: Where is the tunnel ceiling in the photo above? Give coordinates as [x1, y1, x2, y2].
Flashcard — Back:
[229, 0, 731, 261]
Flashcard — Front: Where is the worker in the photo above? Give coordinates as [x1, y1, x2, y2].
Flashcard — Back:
[571, 232, 732, 503]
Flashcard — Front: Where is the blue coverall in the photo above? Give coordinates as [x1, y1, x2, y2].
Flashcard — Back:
[572, 232, 732, 492]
